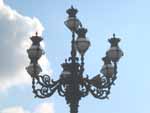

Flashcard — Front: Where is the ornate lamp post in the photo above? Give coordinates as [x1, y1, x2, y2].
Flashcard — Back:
[26, 6, 123, 113]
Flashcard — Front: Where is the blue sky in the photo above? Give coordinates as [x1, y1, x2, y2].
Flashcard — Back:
[1, 0, 150, 113]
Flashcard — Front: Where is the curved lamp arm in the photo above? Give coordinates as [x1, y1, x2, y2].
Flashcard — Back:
[79, 61, 118, 100]
[32, 75, 60, 98]
[79, 75, 111, 99]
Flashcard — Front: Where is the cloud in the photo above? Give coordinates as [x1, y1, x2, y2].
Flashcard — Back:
[1, 106, 29, 113]
[33, 102, 54, 113]
[1, 102, 54, 113]
[0, 0, 52, 91]
[0, 0, 3, 6]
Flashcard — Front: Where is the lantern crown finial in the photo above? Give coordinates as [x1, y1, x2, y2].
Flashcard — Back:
[30, 32, 43, 45]
[108, 33, 120, 47]
[76, 27, 87, 38]
[35, 32, 38, 36]
[66, 6, 78, 17]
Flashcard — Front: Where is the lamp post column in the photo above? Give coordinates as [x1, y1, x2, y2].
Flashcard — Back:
[68, 33, 81, 113]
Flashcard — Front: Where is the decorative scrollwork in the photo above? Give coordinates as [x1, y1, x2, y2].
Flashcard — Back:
[77, 74, 113, 100]
[100, 63, 118, 88]
[40, 86, 49, 96]
[89, 86, 110, 99]
[58, 84, 66, 97]
[32, 75, 60, 98]
[42, 74, 51, 85]
[79, 82, 89, 97]
[100, 75, 112, 88]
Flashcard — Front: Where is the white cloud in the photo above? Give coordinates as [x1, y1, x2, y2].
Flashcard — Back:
[1, 102, 54, 113]
[1, 106, 29, 113]
[33, 102, 54, 113]
[0, 0, 52, 91]
[0, 0, 4, 8]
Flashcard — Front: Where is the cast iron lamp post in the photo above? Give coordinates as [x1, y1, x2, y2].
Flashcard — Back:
[26, 6, 123, 113]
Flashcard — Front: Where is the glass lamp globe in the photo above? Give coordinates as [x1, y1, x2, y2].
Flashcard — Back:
[101, 64, 114, 78]
[64, 6, 81, 32]
[64, 17, 80, 32]
[75, 28, 90, 56]
[101, 56, 114, 78]
[61, 62, 72, 84]
[27, 45, 44, 61]
[107, 34, 123, 62]
[107, 47, 123, 62]
[26, 63, 42, 77]
[76, 37, 90, 56]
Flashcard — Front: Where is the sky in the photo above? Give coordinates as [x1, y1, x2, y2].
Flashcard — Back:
[0, 0, 150, 113]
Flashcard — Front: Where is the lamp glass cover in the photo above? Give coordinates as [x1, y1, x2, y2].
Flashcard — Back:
[26, 63, 42, 77]
[64, 17, 80, 32]
[27, 45, 44, 60]
[76, 37, 90, 56]
[107, 47, 123, 62]
[101, 64, 114, 77]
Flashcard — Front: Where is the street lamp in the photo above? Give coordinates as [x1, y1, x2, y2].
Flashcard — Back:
[26, 6, 123, 113]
